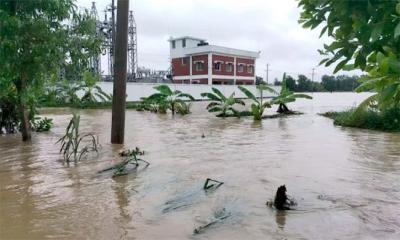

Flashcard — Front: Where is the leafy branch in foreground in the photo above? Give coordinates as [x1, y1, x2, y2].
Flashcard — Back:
[57, 113, 99, 162]
[99, 147, 149, 177]
[299, 0, 400, 120]
[201, 88, 245, 117]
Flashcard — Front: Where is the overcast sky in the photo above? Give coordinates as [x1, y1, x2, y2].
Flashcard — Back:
[77, 0, 360, 82]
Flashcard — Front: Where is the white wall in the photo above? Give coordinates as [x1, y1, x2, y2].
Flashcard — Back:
[98, 82, 280, 101]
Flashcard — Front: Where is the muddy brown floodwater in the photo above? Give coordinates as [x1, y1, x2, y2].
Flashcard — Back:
[1, 93, 399, 240]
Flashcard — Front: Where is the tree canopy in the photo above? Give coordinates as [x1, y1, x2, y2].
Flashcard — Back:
[0, 0, 102, 140]
[298, 0, 400, 109]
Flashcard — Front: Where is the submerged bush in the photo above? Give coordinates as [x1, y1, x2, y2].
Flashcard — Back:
[31, 117, 53, 132]
[0, 95, 19, 134]
[322, 107, 400, 132]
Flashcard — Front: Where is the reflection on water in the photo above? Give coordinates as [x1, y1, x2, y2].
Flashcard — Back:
[275, 211, 286, 230]
[1, 93, 399, 239]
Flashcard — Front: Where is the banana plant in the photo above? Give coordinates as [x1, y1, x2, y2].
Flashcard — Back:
[271, 73, 312, 113]
[238, 84, 276, 120]
[147, 85, 195, 115]
[80, 71, 111, 103]
[201, 88, 245, 117]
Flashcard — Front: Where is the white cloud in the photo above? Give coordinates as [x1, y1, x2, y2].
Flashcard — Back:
[77, 0, 361, 81]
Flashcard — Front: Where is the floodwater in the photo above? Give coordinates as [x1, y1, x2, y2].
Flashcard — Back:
[1, 92, 399, 240]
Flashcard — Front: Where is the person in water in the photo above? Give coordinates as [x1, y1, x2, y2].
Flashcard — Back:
[273, 185, 296, 210]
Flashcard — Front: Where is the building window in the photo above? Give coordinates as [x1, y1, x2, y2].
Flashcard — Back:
[226, 63, 233, 72]
[182, 39, 186, 48]
[195, 62, 204, 71]
[214, 62, 221, 71]
[182, 57, 189, 65]
[238, 64, 244, 73]
[247, 65, 254, 74]
[172, 40, 176, 49]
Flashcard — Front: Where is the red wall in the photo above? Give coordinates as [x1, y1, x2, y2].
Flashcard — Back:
[212, 78, 234, 85]
[173, 79, 190, 84]
[192, 55, 208, 75]
[191, 78, 208, 84]
[236, 58, 255, 77]
[212, 55, 234, 75]
[236, 79, 254, 85]
[172, 57, 190, 76]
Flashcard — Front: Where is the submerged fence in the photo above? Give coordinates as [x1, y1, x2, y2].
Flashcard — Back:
[98, 82, 280, 101]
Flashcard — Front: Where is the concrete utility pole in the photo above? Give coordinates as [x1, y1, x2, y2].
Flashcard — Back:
[265, 63, 270, 84]
[311, 68, 315, 93]
[111, 0, 129, 144]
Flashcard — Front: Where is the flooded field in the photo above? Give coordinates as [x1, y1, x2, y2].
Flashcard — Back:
[1, 92, 399, 240]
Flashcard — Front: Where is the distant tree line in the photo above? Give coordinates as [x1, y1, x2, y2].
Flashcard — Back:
[273, 74, 361, 92]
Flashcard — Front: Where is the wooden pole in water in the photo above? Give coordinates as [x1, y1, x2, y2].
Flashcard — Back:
[111, 0, 129, 144]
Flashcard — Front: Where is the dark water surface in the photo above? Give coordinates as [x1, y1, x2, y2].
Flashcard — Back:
[1, 93, 399, 239]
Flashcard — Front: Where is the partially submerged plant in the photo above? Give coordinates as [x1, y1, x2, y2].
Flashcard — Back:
[238, 84, 275, 120]
[193, 208, 231, 235]
[147, 85, 195, 115]
[201, 88, 245, 117]
[99, 147, 149, 177]
[31, 117, 53, 132]
[271, 73, 312, 114]
[57, 113, 99, 162]
[176, 101, 192, 115]
[203, 178, 224, 191]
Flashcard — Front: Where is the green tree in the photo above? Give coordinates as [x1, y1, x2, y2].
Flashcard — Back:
[0, 0, 102, 141]
[321, 75, 336, 92]
[285, 75, 297, 91]
[296, 74, 313, 92]
[298, 0, 400, 109]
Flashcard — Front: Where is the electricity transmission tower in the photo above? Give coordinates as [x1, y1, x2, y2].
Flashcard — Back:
[127, 10, 138, 81]
[89, 2, 101, 75]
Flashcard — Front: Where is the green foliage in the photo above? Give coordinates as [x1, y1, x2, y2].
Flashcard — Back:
[147, 85, 195, 115]
[201, 88, 245, 117]
[275, 74, 360, 92]
[0, 91, 19, 134]
[57, 113, 99, 162]
[322, 107, 400, 132]
[80, 71, 112, 103]
[176, 102, 192, 115]
[271, 73, 313, 113]
[238, 84, 274, 120]
[0, 0, 103, 140]
[31, 117, 53, 132]
[298, 0, 400, 109]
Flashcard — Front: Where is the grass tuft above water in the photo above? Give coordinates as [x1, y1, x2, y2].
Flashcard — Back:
[321, 107, 400, 132]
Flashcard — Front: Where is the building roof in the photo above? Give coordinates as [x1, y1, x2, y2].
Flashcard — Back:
[183, 45, 260, 58]
[168, 36, 206, 42]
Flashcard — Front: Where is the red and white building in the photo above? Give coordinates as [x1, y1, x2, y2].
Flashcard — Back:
[169, 36, 260, 85]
